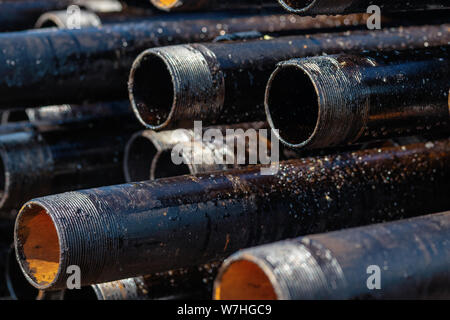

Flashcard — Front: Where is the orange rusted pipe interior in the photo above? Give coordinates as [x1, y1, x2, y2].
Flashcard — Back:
[15, 204, 60, 287]
[153, 0, 179, 9]
[215, 260, 277, 300]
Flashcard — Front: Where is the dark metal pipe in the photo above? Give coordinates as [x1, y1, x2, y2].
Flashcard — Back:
[14, 138, 450, 290]
[215, 211, 450, 300]
[265, 47, 450, 149]
[0, 121, 138, 217]
[0, 11, 330, 109]
[277, 0, 450, 15]
[129, 24, 450, 130]
[149, 0, 278, 12]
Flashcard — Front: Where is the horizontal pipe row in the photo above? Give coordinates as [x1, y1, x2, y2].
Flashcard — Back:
[128, 24, 450, 130]
[0, 11, 352, 109]
[265, 47, 450, 149]
[14, 138, 450, 290]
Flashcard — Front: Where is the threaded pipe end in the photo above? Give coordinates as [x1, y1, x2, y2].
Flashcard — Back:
[14, 192, 122, 290]
[128, 44, 224, 130]
[214, 238, 346, 300]
[265, 55, 370, 149]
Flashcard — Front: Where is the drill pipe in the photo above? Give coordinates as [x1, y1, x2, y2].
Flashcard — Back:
[125, 122, 271, 181]
[0, 11, 330, 109]
[14, 138, 450, 290]
[129, 24, 450, 130]
[265, 47, 450, 149]
[0, 126, 135, 217]
[214, 211, 450, 300]
[150, 0, 278, 12]
[277, 0, 450, 15]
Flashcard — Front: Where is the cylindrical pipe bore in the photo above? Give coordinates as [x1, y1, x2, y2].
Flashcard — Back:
[265, 47, 450, 149]
[129, 24, 450, 130]
[14, 138, 450, 290]
[215, 211, 450, 300]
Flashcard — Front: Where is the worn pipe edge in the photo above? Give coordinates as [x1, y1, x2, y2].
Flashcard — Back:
[35, 10, 102, 29]
[129, 44, 225, 130]
[265, 56, 370, 149]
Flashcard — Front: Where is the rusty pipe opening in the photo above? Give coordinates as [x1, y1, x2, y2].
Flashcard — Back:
[265, 64, 319, 148]
[214, 259, 278, 300]
[14, 203, 61, 290]
[129, 51, 175, 130]
[124, 135, 158, 182]
[151, 149, 190, 180]
[278, 0, 316, 12]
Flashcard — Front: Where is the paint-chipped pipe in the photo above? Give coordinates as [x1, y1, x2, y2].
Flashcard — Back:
[129, 24, 450, 130]
[14, 138, 450, 290]
[214, 211, 450, 300]
[0, 11, 324, 109]
[265, 47, 450, 149]
[277, 0, 450, 15]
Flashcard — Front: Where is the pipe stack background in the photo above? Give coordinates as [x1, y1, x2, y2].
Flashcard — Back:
[0, 0, 447, 300]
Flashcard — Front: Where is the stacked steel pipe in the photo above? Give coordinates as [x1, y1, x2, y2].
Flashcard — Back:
[0, 0, 446, 301]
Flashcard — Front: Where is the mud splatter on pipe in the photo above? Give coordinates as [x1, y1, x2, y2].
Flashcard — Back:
[214, 211, 450, 300]
[14, 138, 450, 290]
[265, 47, 450, 149]
[129, 24, 450, 130]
